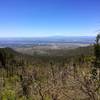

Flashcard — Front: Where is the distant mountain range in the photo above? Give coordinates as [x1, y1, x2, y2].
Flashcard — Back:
[0, 36, 96, 48]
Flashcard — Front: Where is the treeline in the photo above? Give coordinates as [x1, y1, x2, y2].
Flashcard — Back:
[0, 34, 99, 100]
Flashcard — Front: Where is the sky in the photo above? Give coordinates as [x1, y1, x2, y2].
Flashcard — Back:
[0, 0, 100, 37]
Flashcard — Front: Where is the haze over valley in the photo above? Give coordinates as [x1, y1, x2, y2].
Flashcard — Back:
[0, 36, 95, 55]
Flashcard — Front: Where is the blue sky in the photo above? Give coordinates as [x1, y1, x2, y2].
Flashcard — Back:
[0, 0, 100, 37]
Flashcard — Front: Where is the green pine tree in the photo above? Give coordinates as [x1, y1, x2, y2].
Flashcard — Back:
[92, 33, 100, 80]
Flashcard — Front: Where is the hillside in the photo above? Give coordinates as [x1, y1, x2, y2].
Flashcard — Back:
[0, 45, 99, 100]
[0, 45, 94, 66]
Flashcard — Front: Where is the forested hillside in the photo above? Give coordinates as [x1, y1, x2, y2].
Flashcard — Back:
[0, 35, 100, 100]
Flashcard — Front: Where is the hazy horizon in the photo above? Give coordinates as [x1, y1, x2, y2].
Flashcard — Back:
[0, 35, 97, 38]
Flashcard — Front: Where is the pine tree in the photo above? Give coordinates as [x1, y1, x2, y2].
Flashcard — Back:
[92, 33, 100, 80]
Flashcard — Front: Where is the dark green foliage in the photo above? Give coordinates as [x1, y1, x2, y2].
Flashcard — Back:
[94, 34, 100, 65]
[96, 34, 100, 44]
[94, 43, 100, 57]
[0, 50, 6, 67]
[92, 34, 100, 80]
[0, 48, 16, 69]
[94, 44, 100, 68]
